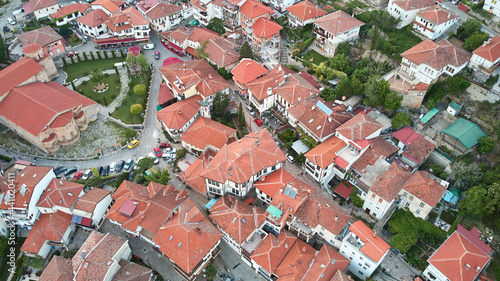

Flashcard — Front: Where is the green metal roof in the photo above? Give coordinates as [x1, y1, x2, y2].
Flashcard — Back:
[449, 101, 461, 112]
[266, 205, 282, 218]
[449, 186, 462, 197]
[442, 118, 487, 149]
[420, 108, 439, 124]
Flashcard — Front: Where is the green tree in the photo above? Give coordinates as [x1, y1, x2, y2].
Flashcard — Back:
[23, 256, 44, 270]
[450, 162, 483, 191]
[134, 157, 155, 182]
[62, 57, 67, 66]
[130, 104, 143, 114]
[58, 26, 73, 37]
[238, 103, 245, 126]
[464, 31, 489, 51]
[90, 69, 103, 82]
[195, 40, 209, 59]
[97, 51, 102, 59]
[457, 19, 482, 41]
[133, 84, 147, 96]
[205, 264, 217, 281]
[206, 17, 225, 35]
[212, 92, 229, 117]
[125, 129, 137, 138]
[384, 91, 402, 110]
[91, 167, 99, 178]
[176, 148, 186, 158]
[328, 53, 350, 73]
[460, 183, 500, 219]
[83, 52, 88, 61]
[125, 53, 150, 77]
[336, 41, 351, 56]
[391, 112, 411, 129]
[144, 168, 171, 185]
[90, 52, 95, 60]
[477, 136, 494, 153]
[350, 188, 364, 208]
[239, 41, 255, 60]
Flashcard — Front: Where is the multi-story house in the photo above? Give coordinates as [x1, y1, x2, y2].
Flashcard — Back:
[71, 188, 112, 228]
[201, 129, 286, 198]
[191, 0, 223, 26]
[269, 0, 299, 13]
[314, 11, 364, 56]
[104, 7, 150, 42]
[470, 35, 500, 72]
[91, 0, 125, 16]
[387, 0, 435, 28]
[137, 0, 183, 33]
[204, 37, 240, 70]
[398, 39, 471, 85]
[392, 127, 436, 169]
[286, 0, 326, 28]
[181, 116, 237, 154]
[484, 0, 500, 17]
[340, 221, 390, 279]
[157, 96, 202, 142]
[413, 6, 459, 40]
[185, 27, 219, 57]
[36, 179, 85, 215]
[254, 168, 293, 205]
[77, 9, 110, 37]
[16, 26, 66, 57]
[240, 0, 274, 41]
[50, 3, 92, 26]
[304, 136, 348, 186]
[231, 59, 269, 96]
[27, 0, 60, 19]
[423, 225, 492, 281]
[221, 0, 245, 31]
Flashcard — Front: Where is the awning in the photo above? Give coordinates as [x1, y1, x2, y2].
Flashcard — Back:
[80, 217, 92, 227]
[15, 160, 32, 166]
[185, 47, 196, 57]
[95, 36, 143, 45]
[158, 84, 174, 105]
[334, 182, 354, 199]
[162, 57, 183, 67]
[420, 108, 438, 124]
[168, 42, 183, 52]
[244, 197, 255, 205]
[291, 139, 309, 155]
[334, 157, 349, 170]
[266, 205, 282, 218]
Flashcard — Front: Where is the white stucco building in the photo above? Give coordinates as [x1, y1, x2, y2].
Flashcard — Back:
[413, 6, 459, 40]
[387, 0, 435, 28]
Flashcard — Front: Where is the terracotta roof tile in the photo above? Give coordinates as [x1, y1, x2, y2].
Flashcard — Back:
[428, 229, 491, 281]
[401, 39, 471, 70]
[21, 211, 72, 254]
[161, 27, 190, 44]
[417, 5, 458, 25]
[286, 1, 326, 21]
[37, 179, 83, 209]
[181, 116, 236, 151]
[401, 171, 446, 207]
[402, 135, 436, 164]
[275, 73, 320, 107]
[473, 35, 500, 62]
[0, 57, 44, 95]
[153, 198, 222, 275]
[28, 0, 58, 11]
[251, 230, 297, 273]
[315, 11, 364, 37]
[246, 65, 295, 101]
[77, 9, 109, 27]
[349, 221, 390, 262]
[91, 0, 124, 14]
[351, 137, 398, 172]
[304, 245, 350, 280]
[74, 188, 111, 213]
[180, 150, 215, 194]
[157, 96, 201, 130]
[330, 270, 355, 281]
[17, 26, 63, 47]
[239, 0, 274, 19]
[39, 256, 73, 281]
[254, 168, 294, 198]
[336, 112, 382, 142]
[136, 0, 158, 13]
[393, 0, 434, 11]
[391, 126, 420, 146]
[205, 37, 239, 68]
[209, 196, 266, 245]
[305, 136, 346, 169]
[200, 129, 286, 184]
[231, 59, 269, 85]
[146, 2, 181, 20]
[187, 27, 219, 43]
[107, 7, 148, 32]
[370, 162, 411, 202]
[51, 3, 91, 19]
[113, 259, 153, 281]
[252, 17, 282, 38]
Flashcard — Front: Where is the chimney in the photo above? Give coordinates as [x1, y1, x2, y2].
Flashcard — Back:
[302, 246, 307, 252]
[267, 87, 272, 96]
[373, 232, 377, 238]
[178, 110, 182, 115]
[311, 105, 315, 110]
[208, 74, 212, 79]
[335, 215, 338, 221]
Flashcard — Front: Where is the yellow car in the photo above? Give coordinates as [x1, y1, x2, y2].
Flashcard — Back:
[128, 139, 139, 149]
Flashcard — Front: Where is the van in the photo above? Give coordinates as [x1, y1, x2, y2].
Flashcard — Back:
[246, 105, 256, 116]
[143, 43, 155, 50]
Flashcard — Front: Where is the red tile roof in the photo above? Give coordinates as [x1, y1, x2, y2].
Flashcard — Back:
[473, 35, 500, 62]
[456, 225, 492, 255]
[393, 0, 434, 11]
[275, 73, 320, 107]
[401, 39, 471, 70]
[187, 27, 219, 44]
[402, 135, 436, 164]
[159, 59, 230, 98]
[349, 221, 390, 262]
[305, 136, 346, 169]
[0, 57, 44, 95]
[51, 3, 91, 19]
[239, 0, 274, 19]
[73, 188, 111, 213]
[334, 182, 354, 199]
[209, 196, 266, 245]
[401, 171, 446, 207]
[286, 1, 326, 21]
[180, 150, 214, 194]
[336, 112, 382, 142]
[114, 259, 153, 281]
[392, 127, 420, 146]
[417, 5, 458, 25]
[351, 136, 398, 172]
[428, 229, 491, 281]
[106, 7, 148, 32]
[370, 162, 411, 202]
[39, 255, 73, 281]
[21, 211, 72, 254]
[23, 43, 42, 54]
[330, 270, 355, 281]
[153, 198, 222, 275]
[28, 0, 58, 11]
[315, 11, 364, 37]
[246, 65, 294, 101]
[146, 2, 181, 20]
[205, 37, 240, 68]
[252, 17, 283, 38]
[76, 9, 109, 28]
[136, 0, 158, 13]
[200, 129, 286, 184]
[37, 179, 83, 209]
[303, 245, 350, 280]
[231, 59, 269, 85]
[17, 26, 63, 47]
[157, 95, 201, 130]
[91, 0, 124, 14]
[161, 27, 190, 45]
[273, 239, 316, 280]
[158, 83, 174, 104]
[254, 168, 294, 198]
[181, 116, 236, 151]
[251, 230, 297, 274]
[0, 81, 96, 137]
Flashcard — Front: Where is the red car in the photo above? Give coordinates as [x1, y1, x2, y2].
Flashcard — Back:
[72, 171, 83, 181]
[254, 118, 263, 126]
[67, 51, 78, 58]
[154, 147, 162, 157]
[159, 143, 171, 149]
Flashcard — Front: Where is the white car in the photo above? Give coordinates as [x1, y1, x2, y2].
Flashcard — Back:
[110, 162, 117, 172]
[7, 18, 16, 25]
[148, 152, 159, 164]
[82, 170, 93, 180]
[164, 147, 177, 154]
[143, 43, 155, 50]
[286, 153, 294, 163]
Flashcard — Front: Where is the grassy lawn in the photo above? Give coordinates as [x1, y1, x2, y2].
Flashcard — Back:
[440, 210, 458, 225]
[487, 251, 500, 280]
[302, 50, 328, 65]
[77, 74, 121, 106]
[0, 234, 26, 281]
[110, 73, 150, 124]
[63, 57, 124, 81]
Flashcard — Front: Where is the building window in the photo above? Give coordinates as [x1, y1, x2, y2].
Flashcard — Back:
[416, 209, 421, 215]
[419, 202, 425, 208]
[403, 192, 408, 197]
[365, 263, 371, 268]
[409, 195, 414, 201]
[358, 271, 364, 276]
[371, 194, 376, 199]
[378, 198, 383, 203]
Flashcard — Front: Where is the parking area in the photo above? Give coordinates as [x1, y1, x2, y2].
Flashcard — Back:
[177, 153, 198, 171]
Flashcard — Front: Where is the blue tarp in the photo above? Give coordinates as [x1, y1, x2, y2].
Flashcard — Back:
[205, 198, 218, 210]
[443, 190, 458, 205]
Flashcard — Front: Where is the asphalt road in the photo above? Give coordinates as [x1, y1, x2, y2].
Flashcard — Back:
[440, 0, 499, 36]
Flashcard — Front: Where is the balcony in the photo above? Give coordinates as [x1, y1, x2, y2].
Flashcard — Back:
[241, 229, 267, 255]
[346, 234, 363, 249]
[314, 27, 326, 37]
[337, 146, 357, 165]
[289, 218, 313, 237]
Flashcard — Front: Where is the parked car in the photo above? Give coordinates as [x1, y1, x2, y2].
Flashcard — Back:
[127, 170, 135, 181]
[163, 152, 177, 160]
[66, 51, 78, 57]
[65, 166, 77, 176]
[154, 51, 160, 60]
[134, 157, 145, 169]
[82, 170, 93, 180]
[124, 159, 134, 171]
[154, 147, 162, 157]
[72, 171, 83, 181]
[98, 166, 104, 176]
[143, 43, 155, 50]
[7, 18, 16, 25]
[286, 153, 294, 163]
[102, 165, 110, 176]
[164, 147, 177, 154]
[148, 152, 159, 164]
[254, 118, 263, 126]
[116, 160, 125, 172]
[110, 162, 117, 172]
[246, 105, 256, 116]
[54, 166, 67, 175]
[3, 26, 10, 32]
[128, 139, 139, 149]
[159, 143, 170, 149]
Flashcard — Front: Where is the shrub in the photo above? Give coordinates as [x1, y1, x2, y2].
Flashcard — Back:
[350, 187, 364, 208]
[112, 50, 117, 58]
[90, 69, 104, 82]
[125, 129, 137, 138]
[130, 104, 143, 114]
[81, 80, 87, 85]
[104, 51, 109, 59]
[114, 66, 119, 75]
[83, 52, 88, 61]
[76, 54, 81, 62]
[62, 57, 67, 66]
[177, 148, 186, 158]
[103, 97, 108, 105]
[120, 49, 125, 57]
[97, 51, 102, 59]
[70, 55, 75, 64]
[104, 73, 109, 78]
[134, 84, 147, 96]
[90, 52, 95, 60]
